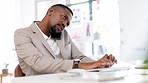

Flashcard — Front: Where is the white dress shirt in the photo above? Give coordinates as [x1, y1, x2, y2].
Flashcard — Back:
[35, 23, 61, 58]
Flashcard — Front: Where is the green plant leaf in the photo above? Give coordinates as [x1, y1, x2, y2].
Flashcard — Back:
[135, 64, 148, 69]
[144, 59, 148, 64]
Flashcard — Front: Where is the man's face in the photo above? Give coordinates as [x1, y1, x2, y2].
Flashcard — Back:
[49, 8, 72, 39]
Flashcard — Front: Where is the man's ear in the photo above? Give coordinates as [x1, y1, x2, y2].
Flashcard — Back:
[48, 8, 54, 16]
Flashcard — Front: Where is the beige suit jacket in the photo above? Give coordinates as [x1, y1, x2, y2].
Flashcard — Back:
[14, 22, 94, 76]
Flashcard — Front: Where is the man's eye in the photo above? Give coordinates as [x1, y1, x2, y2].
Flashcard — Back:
[63, 16, 67, 20]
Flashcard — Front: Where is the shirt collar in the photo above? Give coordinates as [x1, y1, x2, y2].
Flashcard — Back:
[35, 22, 50, 40]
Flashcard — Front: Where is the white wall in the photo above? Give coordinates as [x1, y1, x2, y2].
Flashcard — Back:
[0, 0, 35, 73]
[0, 0, 22, 73]
[119, 0, 148, 63]
[21, 0, 35, 27]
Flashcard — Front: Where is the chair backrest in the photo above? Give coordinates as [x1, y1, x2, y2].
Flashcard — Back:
[14, 65, 26, 77]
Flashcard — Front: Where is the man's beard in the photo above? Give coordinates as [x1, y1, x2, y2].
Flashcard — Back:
[50, 25, 62, 40]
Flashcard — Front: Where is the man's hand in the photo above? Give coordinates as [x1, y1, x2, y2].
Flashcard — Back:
[78, 54, 117, 69]
[95, 54, 117, 68]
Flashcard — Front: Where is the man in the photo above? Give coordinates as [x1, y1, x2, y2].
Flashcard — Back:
[14, 4, 117, 76]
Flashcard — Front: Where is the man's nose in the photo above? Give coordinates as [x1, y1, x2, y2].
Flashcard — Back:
[62, 21, 70, 27]
[62, 24, 65, 27]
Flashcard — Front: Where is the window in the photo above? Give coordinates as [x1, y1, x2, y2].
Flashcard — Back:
[67, 0, 120, 58]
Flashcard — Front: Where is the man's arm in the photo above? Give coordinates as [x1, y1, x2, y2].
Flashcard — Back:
[14, 29, 74, 74]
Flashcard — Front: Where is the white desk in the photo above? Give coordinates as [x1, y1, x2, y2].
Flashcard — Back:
[11, 69, 148, 83]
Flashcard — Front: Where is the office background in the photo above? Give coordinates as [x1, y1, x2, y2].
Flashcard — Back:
[0, 0, 148, 73]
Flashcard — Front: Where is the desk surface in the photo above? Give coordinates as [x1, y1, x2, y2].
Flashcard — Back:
[11, 69, 148, 83]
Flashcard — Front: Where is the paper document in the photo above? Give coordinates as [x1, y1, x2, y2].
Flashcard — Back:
[87, 67, 130, 72]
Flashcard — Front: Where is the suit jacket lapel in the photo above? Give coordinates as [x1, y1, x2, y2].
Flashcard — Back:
[56, 39, 68, 59]
[30, 22, 56, 58]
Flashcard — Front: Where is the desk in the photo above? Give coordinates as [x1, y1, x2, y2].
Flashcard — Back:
[11, 69, 148, 83]
[0, 73, 13, 83]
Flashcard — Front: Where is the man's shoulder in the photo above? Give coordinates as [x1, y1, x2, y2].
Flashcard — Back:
[15, 27, 29, 33]
[15, 21, 36, 32]
[14, 27, 31, 37]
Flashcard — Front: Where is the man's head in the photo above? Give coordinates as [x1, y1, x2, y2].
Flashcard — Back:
[45, 4, 73, 39]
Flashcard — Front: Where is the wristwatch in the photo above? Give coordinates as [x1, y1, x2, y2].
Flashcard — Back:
[73, 59, 81, 69]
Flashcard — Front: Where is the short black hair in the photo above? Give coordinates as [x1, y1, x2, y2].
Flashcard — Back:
[50, 4, 73, 16]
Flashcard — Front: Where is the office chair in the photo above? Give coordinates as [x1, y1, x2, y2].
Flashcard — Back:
[14, 65, 26, 77]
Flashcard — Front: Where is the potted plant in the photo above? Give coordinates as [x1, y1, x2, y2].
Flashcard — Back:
[2, 63, 9, 74]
